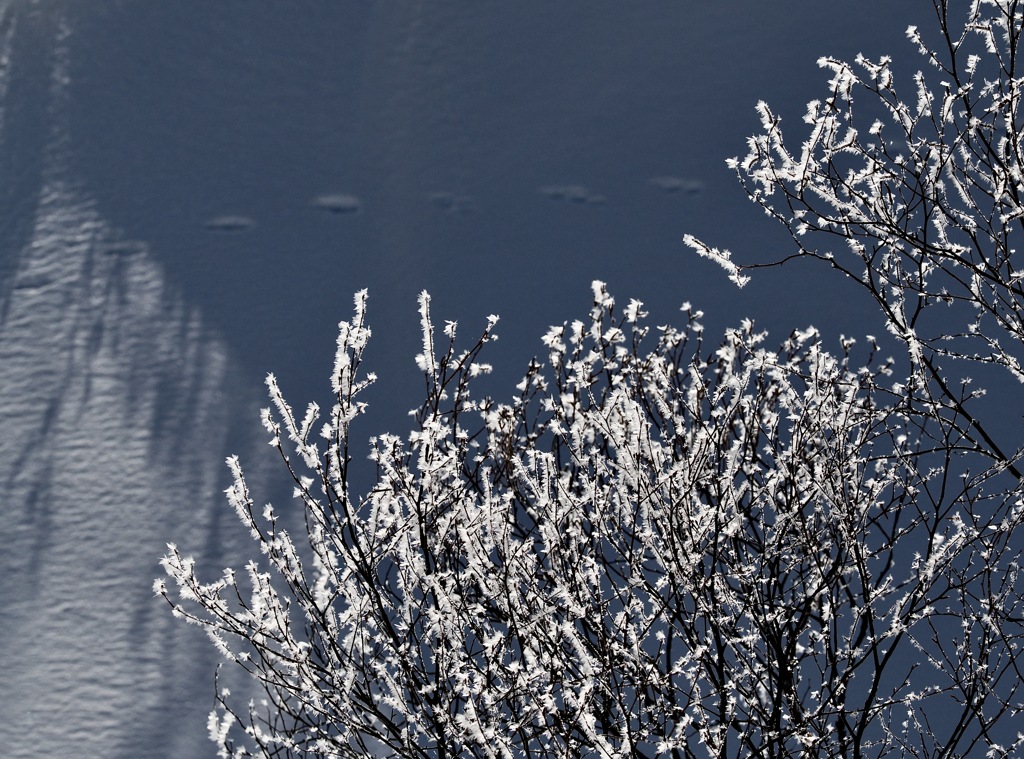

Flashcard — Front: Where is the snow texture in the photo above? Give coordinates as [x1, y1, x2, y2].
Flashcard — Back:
[0, 9, 260, 757]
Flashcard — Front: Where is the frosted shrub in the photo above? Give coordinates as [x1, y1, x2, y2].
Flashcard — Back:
[159, 284, 1022, 757]
[686, 0, 1024, 479]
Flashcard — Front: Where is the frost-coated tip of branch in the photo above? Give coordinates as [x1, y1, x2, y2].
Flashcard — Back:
[624, 298, 648, 323]
[683, 234, 751, 288]
[416, 290, 436, 373]
[263, 373, 320, 467]
[264, 373, 295, 437]
[590, 280, 614, 308]
[332, 291, 373, 402]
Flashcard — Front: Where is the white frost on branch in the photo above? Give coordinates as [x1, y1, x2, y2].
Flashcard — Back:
[682, 234, 751, 288]
[158, 284, 1024, 757]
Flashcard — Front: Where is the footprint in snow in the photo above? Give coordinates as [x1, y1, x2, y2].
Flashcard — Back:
[428, 192, 476, 214]
[204, 215, 256, 232]
[539, 184, 606, 205]
[312, 193, 362, 215]
[648, 176, 704, 194]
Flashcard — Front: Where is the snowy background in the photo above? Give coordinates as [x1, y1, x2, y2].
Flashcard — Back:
[0, 2, 920, 756]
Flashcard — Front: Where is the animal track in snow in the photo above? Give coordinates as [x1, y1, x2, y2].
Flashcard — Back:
[204, 215, 256, 232]
[428, 192, 475, 214]
[539, 184, 606, 205]
[312, 193, 362, 215]
[648, 176, 704, 194]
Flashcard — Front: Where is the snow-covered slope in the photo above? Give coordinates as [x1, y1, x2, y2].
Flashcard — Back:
[0, 10, 259, 758]
[0, 2, 924, 756]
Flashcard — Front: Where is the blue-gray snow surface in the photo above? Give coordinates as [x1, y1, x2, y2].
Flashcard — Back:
[0, 2, 918, 756]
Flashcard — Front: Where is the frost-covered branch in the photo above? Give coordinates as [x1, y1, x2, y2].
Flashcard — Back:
[710, 0, 1024, 476]
[160, 286, 1024, 758]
